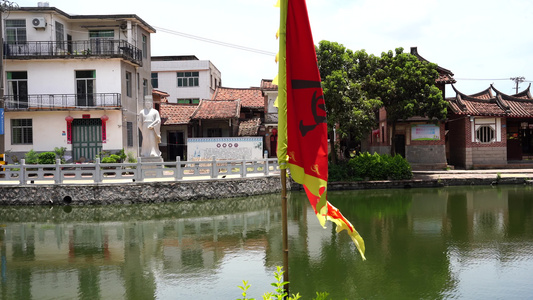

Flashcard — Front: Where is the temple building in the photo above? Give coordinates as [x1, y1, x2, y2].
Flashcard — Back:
[367, 47, 456, 170]
[447, 84, 533, 168]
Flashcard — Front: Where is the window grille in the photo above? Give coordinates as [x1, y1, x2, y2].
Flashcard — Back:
[476, 125, 495, 143]
[177, 72, 199, 87]
[11, 119, 33, 144]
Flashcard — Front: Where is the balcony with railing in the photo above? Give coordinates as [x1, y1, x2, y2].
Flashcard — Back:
[4, 93, 121, 111]
[3, 39, 143, 66]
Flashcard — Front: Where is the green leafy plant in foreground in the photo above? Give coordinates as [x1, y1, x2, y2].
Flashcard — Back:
[238, 266, 330, 300]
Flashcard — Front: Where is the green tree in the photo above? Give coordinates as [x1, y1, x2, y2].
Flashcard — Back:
[366, 47, 447, 154]
[316, 41, 382, 163]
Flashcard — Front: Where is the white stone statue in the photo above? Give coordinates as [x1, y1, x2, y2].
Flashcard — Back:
[138, 96, 161, 157]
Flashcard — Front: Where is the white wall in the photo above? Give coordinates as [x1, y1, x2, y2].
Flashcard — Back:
[5, 60, 123, 94]
[5, 111, 123, 154]
[152, 60, 221, 103]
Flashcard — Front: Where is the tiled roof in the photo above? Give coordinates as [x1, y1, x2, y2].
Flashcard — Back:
[261, 79, 278, 91]
[159, 103, 197, 125]
[152, 89, 169, 97]
[212, 87, 264, 109]
[238, 117, 261, 136]
[191, 100, 241, 120]
[448, 84, 533, 118]
[410, 47, 456, 84]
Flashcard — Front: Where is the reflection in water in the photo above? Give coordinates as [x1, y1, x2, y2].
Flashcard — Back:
[0, 186, 532, 299]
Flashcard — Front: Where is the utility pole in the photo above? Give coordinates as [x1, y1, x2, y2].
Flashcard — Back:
[510, 76, 525, 94]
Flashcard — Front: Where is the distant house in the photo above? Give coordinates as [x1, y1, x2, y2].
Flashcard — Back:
[158, 103, 196, 161]
[211, 86, 265, 140]
[447, 84, 533, 168]
[157, 82, 270, 160]
[261, 79, 279, 157]
[151, 55, 221, 104]
[366, 47, 456, 170]
[190, 99, 241, 137]
[3, 5, 155, 162]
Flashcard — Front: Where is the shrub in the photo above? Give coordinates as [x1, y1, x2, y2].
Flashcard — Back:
[24, 150, 39, 164]
[54, 147, 67, 163]
[37, 152, 57, 164]
[101, 154, 121, 164]
[328, 162, 354, 182]
[126, 151, 137, 163]
[347, 152, 412, 181]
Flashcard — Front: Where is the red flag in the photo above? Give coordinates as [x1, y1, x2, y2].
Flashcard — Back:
[277, 0, 365, 260]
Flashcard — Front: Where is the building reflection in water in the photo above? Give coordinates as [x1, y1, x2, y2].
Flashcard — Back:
[0, 186, 532, 299]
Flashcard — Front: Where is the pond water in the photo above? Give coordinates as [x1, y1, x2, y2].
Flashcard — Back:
[1, 185, 533, 299]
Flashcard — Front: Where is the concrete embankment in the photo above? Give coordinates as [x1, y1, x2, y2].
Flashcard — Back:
[2, 169, 533, 206]
[0, 175, 286, 206]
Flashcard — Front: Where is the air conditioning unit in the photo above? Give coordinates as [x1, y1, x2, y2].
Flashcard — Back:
[32, 17, 47, 29]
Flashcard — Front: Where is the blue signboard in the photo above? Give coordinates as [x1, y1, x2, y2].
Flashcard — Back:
[0, 108, 4, 135]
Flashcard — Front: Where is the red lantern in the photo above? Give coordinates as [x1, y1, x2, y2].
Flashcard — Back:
[100, 115, 109, 122]
[65, 115, 74, 123]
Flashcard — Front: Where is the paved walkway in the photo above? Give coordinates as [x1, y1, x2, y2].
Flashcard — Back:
[413, 169, 533, 180]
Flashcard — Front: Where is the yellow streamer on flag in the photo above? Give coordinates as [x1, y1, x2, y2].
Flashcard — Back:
[276, 0, 365, 260]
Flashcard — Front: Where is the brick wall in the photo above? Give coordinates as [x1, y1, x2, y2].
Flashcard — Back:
[447, 115, 508, 168]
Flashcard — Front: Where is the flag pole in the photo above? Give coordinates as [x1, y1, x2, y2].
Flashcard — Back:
[281, 168, 290, 296]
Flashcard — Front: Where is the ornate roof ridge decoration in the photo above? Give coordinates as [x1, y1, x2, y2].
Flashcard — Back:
[448, 85, 533, 118]
[491, 83, 533, 101]
[410, 47, 456, 84]
[450, 85, 467, 111]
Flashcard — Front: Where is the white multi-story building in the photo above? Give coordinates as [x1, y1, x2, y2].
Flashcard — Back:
[151, 55, 221, 104]
[2, 5, 155, 162]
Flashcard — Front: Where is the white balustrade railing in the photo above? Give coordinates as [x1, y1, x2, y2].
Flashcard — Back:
[0, 157, 281, 184]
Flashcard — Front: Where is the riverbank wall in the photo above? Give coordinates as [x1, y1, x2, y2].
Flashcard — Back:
[0, 175, 287, 206]
[2, 170, 533, 206]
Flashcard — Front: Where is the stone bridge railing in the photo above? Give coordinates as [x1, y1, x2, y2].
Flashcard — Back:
[0, 157, 280, 185]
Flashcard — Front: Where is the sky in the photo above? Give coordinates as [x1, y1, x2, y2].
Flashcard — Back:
[12, 0, 533, 98]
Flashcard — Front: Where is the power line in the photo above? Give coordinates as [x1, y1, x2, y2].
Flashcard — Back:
[454, 78, 509, 81]
[154, 26, 277, 57]
[511, 76, 526, 94]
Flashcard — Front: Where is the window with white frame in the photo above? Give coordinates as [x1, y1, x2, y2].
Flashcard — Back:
[11, 119, 33, 144]
[7, 71, 28, 109]
[177, 72, 199, 87]
[5, 19, 26, 44]
[473, 118, 500, 143]
[55, 21, 64, 49]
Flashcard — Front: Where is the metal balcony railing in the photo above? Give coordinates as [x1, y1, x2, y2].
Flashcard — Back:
[3, 39, 143, 66]
[4, 93, 121, 111]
